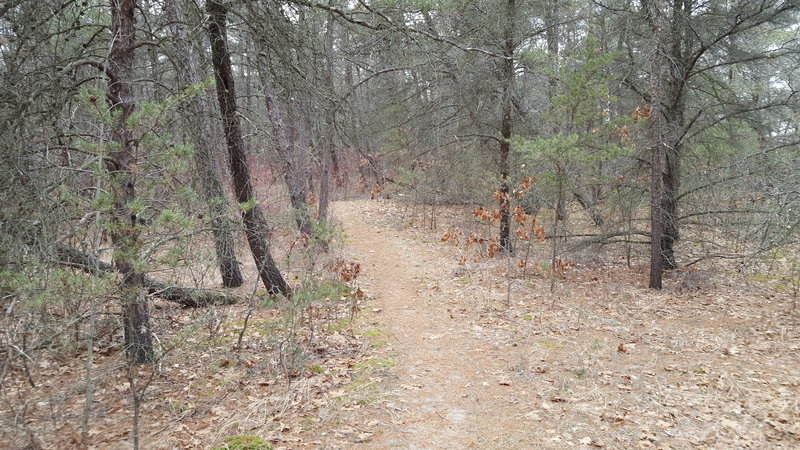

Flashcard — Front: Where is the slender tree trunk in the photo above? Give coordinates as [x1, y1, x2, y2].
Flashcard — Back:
[142, 0, 159, 98]
[258, 67, 312, 235]
[243, 2, 312, 234]
[544, 0, 559, 116]
[318, 5, 337, 222]
[498, 0, 516, 253]
[107, 0, 154, 364]
[644, 0, 669, 289]
[658, 0, 694, 270]
[165, 0, 243, 288]
[661, 135, 680, 269]
[650, 140, 666, 290]
[318, 109, 335, 221]
[551, 164, 565, 292]
[658, 1, 689, 271]
[207, 0, 290, 296]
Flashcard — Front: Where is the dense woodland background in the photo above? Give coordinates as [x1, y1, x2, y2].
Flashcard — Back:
[1, 0, 799, 448]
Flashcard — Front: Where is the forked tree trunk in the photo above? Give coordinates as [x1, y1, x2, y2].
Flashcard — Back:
[207, 0, 291, 296]
[107, 0, 154, 364]
[165, 0, 244, 288]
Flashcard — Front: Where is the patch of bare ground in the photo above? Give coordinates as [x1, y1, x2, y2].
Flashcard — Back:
[303, 199, 800, 449]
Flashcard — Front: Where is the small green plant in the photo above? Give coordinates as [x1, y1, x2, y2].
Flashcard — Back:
[292, 280, 351, 303]
[213, 435, 272, 450]
[166, 400, 191, 413]
[343, 374, 378, 396]
[309, 217, 346, 248]
[361, 328, 388, 348]
[353, 358, 395, 370]
[539, 338, 562, 350]
[323, 318, 350, 332]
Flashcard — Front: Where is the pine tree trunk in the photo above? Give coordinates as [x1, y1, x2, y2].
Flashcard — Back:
[644, 0, 669, 289]
[661, 142, 680, 270]
[318, 6, 337, 222]
[259, 67, 312, 235]
[107, 0, 154, 364]
[498, 0, 516, 253]
[659, 1, 690, 271]
[207, 0, 290, 296]
[165, 0, 244, 288]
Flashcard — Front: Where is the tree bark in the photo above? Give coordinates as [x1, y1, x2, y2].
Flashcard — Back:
[107, 0, 154, 364]
[661, 130, 680, 269]
[258, 67, 312, 235]
[544, 0, 559, 117]
[318, 4, 337, 222]
[643, 0, 669, 289]
[498, 0, 516, 253]
[207, 0, 291, 296]
[659, 0, 690, 271]
[165, 0, 244, 288]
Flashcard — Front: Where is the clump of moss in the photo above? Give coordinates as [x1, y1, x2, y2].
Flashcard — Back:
[213, 435, 272, 450]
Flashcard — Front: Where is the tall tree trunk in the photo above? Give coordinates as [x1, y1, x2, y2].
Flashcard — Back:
[243, 2, 312, 235]
[498, 0, 516, 253]
[318, 5, 337, 222]
[661, 126, 680, 270]
[644, 0, 669, 289]
[165, 0, 244, 288]
[258, 67, 312, 235]
[107, 0, 154, 364]
[544, 0, 559, 118]
[659, 1, 690, 270]
[207, 0, 290, 296]
[318, 108, 335, 221]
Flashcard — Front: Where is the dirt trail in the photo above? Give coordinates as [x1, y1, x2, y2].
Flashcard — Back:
[332, 200, 534, 448]
[323, 199, 800, 449]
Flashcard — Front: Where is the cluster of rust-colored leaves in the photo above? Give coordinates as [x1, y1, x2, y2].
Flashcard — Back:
[440, 176, 546, 260]
[327, 258, 361, 282]
[325, 258, 365, 301]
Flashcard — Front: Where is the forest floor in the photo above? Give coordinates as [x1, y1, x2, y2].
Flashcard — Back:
[301, 199, 800, 449]
[2, 198, 800, 449]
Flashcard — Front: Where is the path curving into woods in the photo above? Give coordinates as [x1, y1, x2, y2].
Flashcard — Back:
[329, 200, 536, 448]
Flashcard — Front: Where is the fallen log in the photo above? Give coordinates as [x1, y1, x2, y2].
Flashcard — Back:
[53, 243, 240, 307]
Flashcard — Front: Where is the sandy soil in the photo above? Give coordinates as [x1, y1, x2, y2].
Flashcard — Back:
[308, 199, 800, 449]
[325, 200, 538, 448]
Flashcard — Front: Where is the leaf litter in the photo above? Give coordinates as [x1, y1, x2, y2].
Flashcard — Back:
[2, 199, 798, 448]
